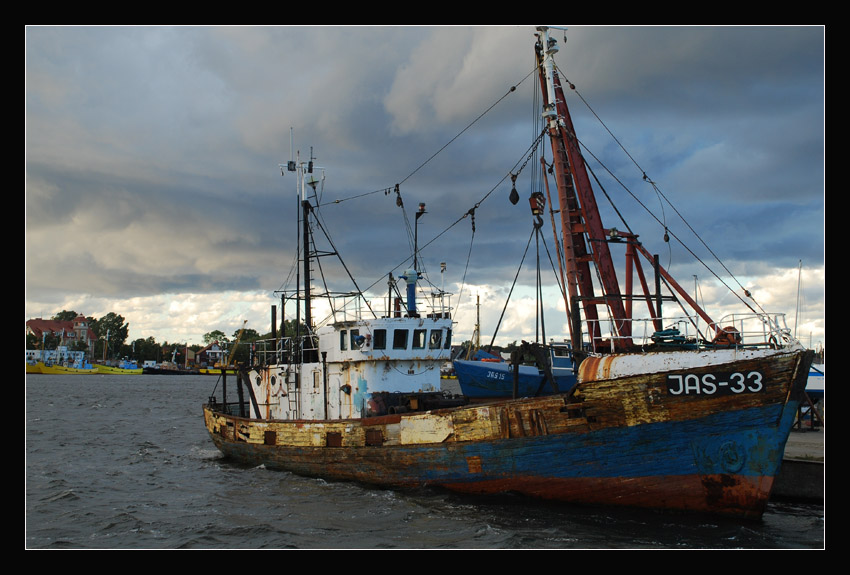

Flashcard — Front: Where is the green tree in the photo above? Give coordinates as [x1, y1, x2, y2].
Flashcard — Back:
[136, 337, 162, 362]
[225, 327, 262, 365]
[52, 310, 80, 321]
[161, 342, 189, 365]
[70, 339, 89, 352]
[117, 337, 161, 362]
[26, 331, 61, 350]
[203, 330, 228, 345]
[91, 312, 130, 359]
[281, 319, 309, 338]
[235, 328, 261, 341]
[26, 332, 39, 350]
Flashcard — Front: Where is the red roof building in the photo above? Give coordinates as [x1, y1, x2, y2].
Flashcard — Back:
[194, 341, 225, 367]
[26, 314, 97, 354]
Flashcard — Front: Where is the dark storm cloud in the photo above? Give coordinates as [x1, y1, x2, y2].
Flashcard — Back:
[25, 26, 824, 345]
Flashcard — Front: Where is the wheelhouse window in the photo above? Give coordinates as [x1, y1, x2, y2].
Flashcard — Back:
[350, 329, 360, 350]
[429, 329, 443, 349]
[340, 330, 347, 351]
[413, 329, 427, 349]
[373, 329, 387, 350]
[393, 329, 409, 350]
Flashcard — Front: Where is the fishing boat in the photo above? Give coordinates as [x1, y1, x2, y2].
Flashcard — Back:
[453, 343, 576, 399]
[39, 361, 98, 375]
[26, 348, 95, 374]
[200, 367, 237, 376]
[452, 296, 577, 399]
[203, 28, 814, 519]
[144, 347, 199, 375]
[807, 363, 824, 400]
[143, 362, 200, 375]
[95, 359, 143, 375]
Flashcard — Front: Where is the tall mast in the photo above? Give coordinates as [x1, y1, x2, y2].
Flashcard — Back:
[281, 145, 315, 363]
[535, 28, 721, 350]
[536, 27, 631, 351]
[302, 150, 316, 333]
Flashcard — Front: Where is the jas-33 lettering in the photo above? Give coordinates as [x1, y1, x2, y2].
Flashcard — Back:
[666, 371, 764, 396]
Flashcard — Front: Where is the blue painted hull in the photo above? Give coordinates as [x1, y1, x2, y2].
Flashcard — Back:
[453, 359, 577, 398]
[208, 400, 798, 518]
[204, 348, 814, 518]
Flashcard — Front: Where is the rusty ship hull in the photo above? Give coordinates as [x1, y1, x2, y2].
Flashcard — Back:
[203, 27, 815, 521]
[204, 347, 812, 518]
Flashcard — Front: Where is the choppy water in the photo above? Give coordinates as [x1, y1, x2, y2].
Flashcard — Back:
[26, 374, 824, 549]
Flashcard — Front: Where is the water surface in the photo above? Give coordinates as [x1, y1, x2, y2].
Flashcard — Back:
[26, 374, 824, 549]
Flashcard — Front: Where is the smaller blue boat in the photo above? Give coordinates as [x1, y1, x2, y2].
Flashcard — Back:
[453, 343, 577, 399]
[806, 363, 824, 401]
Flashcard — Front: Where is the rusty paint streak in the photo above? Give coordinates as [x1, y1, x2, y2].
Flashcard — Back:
[207, 351, 804, 448]
[202, 349, 813, 518]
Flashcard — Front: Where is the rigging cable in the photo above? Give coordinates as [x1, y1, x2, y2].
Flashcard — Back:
[413, 128, 547, 310]
[488, 226, 535, 351]
[281, 64, 550, 337]
[556, 66, 761, 314]
[317, 72, 537, 268]
[390, 76, 533, 270]
[310, 194, 378, 321]
[535, 219, 547, 344]
[397, 77, 531, 189]
[312, 66, 541, 296]
[353, 125, 548, 314]
[452, 207, 476, 318]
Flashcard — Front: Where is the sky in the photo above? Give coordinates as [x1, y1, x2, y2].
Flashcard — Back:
[25, 25, 825, 352]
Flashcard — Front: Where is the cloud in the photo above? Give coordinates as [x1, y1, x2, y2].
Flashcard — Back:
[25, 26, 825, 349]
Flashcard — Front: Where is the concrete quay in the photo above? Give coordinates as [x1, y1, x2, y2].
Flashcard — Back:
[773, 429, 824, 502]
[783, 429, 824, 461]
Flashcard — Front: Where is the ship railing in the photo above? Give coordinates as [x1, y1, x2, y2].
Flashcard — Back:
[380, 295, 449, 320]
[421, 289, 453, 320]
[250, 333, 325, 366]
[583, 316, 703, 353]
[707, 312, 798, 349]
[208, 399, 254, 418]
[251, 336, 293, 366]
[317, 291, 366, 324]
[583, 312, 798, 354]
[309, 284, 452, 322]
[361, 289, 452, 320]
